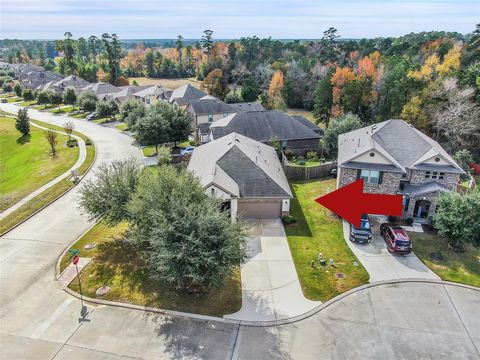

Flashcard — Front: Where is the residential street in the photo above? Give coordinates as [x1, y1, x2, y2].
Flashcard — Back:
[1, 103, 479, 359]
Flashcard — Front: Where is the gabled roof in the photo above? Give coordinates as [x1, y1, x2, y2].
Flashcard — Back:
[54, 75, 90, 89]
[188, 133, 292, 198]
[81, 82, 121, 95]
[133, 85, 172, 99]
[169, 84, 207, 105]
[398, 181, 450, 196]
[209, 111, 322, 143]
[188, 97, 234, 115]
[291, 115, 324, 134]
[228, 102, 266, 112]
[338, 119, 464, 174]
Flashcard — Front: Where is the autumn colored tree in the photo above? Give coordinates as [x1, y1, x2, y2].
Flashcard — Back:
[400, 95, 430, 131]
[267, 70, 286, 110]
[202, 69, 228, 99]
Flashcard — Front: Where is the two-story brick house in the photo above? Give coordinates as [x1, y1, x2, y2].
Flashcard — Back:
[337, 120, 465, 223]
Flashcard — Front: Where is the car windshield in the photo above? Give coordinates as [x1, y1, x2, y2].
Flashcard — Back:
[395, 240, 410, 246]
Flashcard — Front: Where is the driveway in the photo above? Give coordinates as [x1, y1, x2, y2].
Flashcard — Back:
[225, 219, 320, 322]
[343, 216, 439, 282]
[1, 103, 479, 359]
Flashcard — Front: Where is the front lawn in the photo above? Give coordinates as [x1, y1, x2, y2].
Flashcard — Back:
[61, 221, 242, 317]
[19, 100, 37, 107]
[114, 122, 129, 131]
[142, 145, 157, 157]
[49, 106, 74, 114]
[409, 231, 480, 287]
[285, 179, 369, 301]
[0, 116, 79, 211]
[289, 159, 322, 167]
[33, 104, 55, 110]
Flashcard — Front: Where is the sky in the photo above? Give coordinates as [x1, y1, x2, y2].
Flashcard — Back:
[1, 0, 479, 40]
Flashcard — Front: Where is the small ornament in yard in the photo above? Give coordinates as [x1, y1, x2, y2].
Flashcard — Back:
[310, 260, 317, 269]
[96, 285, 111, 297]
[329, 258, 335, 267]
[317, 253, 323, 262]
[84, 243, 96, 250]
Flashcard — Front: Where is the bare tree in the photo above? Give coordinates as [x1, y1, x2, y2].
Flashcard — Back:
[63, 121, 75, 140]
[45, 129, 58, 157]
[430, 78, 480, 153]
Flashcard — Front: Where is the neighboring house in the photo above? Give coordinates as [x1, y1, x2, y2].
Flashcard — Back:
[229, 102, 266, 112]
[337, 119, 465, 223]
[186, 95, 236, 141]
[81, 82, 121, 97]
[188, 132, 292, 220]
[53, 75, 90, 91]
[104, 85, 152, 103]
[22, 70, 64, 90]
[208, 111, 322, 154]
[290, 115, 324, 136]
[133, 85, 172, 105]
[169, 84, 207, 107]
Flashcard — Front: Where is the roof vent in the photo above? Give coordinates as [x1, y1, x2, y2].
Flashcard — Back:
[371, 124, 377, 131]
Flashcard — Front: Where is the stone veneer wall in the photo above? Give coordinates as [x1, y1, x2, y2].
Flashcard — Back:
[338, 167, 402, 194]
[409, 170, 460, 190]
[404, 191, 442, 222]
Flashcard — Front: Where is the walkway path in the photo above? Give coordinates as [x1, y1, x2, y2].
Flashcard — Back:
[343, 216, 439, 282]
[225, 219, 320, 321]
[0, 121, 87, 220]
[0, 103, 479, 359]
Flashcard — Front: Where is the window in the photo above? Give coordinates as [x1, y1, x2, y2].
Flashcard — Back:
[425, 171, 431, 179]
[402, 173, 407, 179]
[208, 114, 213, 122]
[281, 140, 288, 149]
[439, 172, 445, 180]
[359, 169, 382, 184]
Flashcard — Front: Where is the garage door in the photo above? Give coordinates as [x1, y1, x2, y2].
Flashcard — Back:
[238, 200, 282, 219]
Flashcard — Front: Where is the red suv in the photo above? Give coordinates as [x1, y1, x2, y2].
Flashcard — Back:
[380, 224, 412, 255]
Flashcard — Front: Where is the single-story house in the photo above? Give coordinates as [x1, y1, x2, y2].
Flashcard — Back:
[22, 70, 64, 90]
[81, 82, 121, 97]
[208, 110, 322, 155]
[169, 84, 207, 107]
[53, 75, 91, 92]
[188, 132, 292, 220]
[133, 85, 172, 105]
[337, 119, 465, 223]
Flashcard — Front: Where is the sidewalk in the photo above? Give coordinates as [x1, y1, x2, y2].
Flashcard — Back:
[0, 122, 87, 220]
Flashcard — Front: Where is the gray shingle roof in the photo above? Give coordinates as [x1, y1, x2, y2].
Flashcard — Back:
[229, 102, 266, 112]
[397, 181, 450, 196]
[81, 82, 121, 95]
[209, 111, 322, 143]
[133, 85, 172, 99]
[291, 115, 324, 134]
[54, 75, 90, 89]
[169, 84, 207, 105]
[187, 133, 292, 199]
[338, 119, 464, 174]
[188, 97, 235, 115]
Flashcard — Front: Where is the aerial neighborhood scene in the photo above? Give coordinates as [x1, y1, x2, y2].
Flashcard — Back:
[1, 0, 480, 359]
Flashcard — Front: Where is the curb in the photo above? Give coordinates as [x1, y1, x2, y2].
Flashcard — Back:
[0, 120, 97, 238]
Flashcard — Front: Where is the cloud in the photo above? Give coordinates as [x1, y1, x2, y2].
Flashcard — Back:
[1, 0, 478, 39]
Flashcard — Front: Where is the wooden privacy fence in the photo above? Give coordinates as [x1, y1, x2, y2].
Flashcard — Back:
[282, 161, 337, 180]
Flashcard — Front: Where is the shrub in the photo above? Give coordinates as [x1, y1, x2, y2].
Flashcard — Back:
[306, 151, 319, 162]
[405, 218, 414, 225]
[85, 138, 93, 146]
[189, 140, 196, 146]
[282, 214, 298, 225]
[284, 150, 295, 161]
[66, 139, 78, 147]
[157, 146, 172, 166]
[224, 92, 243, 103]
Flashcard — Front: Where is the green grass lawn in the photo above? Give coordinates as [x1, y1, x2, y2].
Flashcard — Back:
[61, 221, 242, 317]
[114, 122, 129, 131]
[0, 118, 96, 235]
[142, 146, 157, 157]
[49, 105, 74, 114]
[289, 159, 322, 167]
[285, 179, 369, 301]
[409, 231, 480, 287]
[18, 100, 37, 107]
[7, 96, 21, 103]
[33, 104, 56, 110]
[0, 117, 79, 212]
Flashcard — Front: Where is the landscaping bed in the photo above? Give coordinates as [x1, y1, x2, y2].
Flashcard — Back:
[285, 179, 369, 301]
[408, 230, 480, 287]
[60, 221, 242, 317]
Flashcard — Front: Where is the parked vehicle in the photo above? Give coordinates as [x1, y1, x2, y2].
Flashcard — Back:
[349, 214, 372, 244]
[86, 112, 96, 120]
[1, 98, 7, 103]
[181, 146, 195, 156]
[380, 223, 412, 254]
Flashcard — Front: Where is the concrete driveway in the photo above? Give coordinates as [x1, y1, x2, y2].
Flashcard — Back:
[343, 216, 439, 282]
[1, 103, 479, 359]
[225, 219, 320, 321]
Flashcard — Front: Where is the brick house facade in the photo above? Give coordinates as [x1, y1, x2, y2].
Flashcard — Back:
[337, 120, 464, 223]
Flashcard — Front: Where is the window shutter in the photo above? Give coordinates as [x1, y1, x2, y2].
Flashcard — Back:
[356, 169, 361, 180]
[378, 171, 383, 184]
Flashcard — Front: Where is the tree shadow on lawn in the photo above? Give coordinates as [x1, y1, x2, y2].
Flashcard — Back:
[16, 134, 31, 145]
[285, 185, 313, 238]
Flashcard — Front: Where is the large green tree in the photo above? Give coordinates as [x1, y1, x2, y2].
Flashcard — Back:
[434, 191, 480, 249]
[77, 90, 98, 112]
[313, 68, 334, 127]
[321, 113, 362, 158]
[15, 108, 30, 136]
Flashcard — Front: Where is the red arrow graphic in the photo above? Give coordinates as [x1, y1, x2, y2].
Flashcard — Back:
[315, 179, 403, 227]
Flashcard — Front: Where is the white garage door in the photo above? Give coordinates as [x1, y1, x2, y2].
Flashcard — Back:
[238, 200, 282, 219]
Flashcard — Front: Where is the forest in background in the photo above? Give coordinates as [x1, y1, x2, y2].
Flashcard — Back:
[1, 26, 479, 160]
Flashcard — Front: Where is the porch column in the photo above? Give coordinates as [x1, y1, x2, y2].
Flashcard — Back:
[231, 198, 238, 223]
